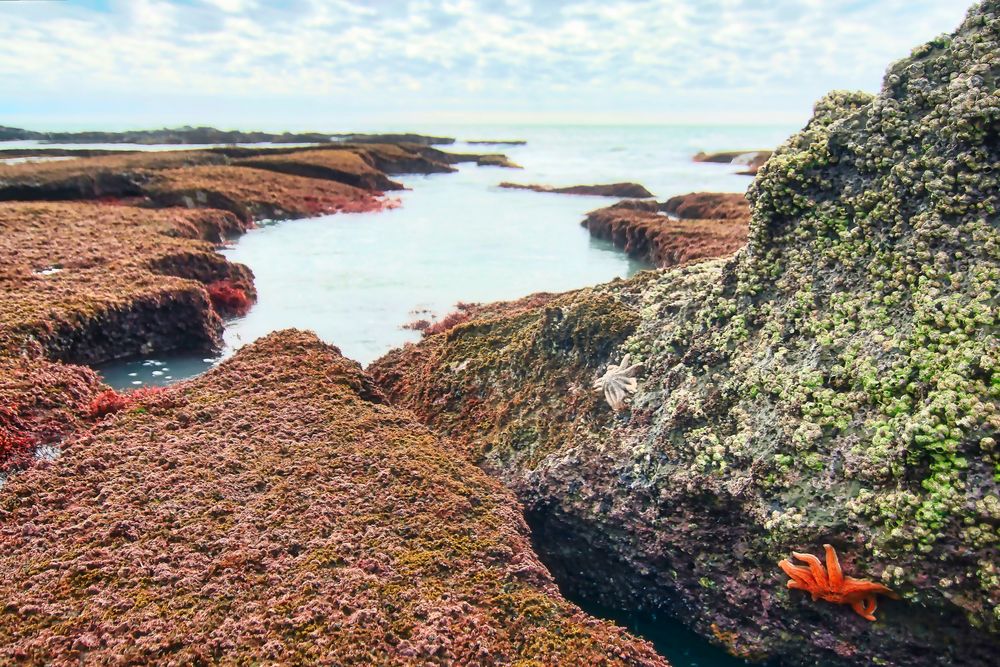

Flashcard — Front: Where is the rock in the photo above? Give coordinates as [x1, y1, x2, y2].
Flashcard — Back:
[0, 202, 253, 365]
[662, 192, 750, 221]
[693, 150, 773, 175]
[371, 5, 1000, 665]
[331, 132, 455, 146]
[466, 139, 528, 145]
[234, 149, 405, 191]
[500, 182, 654, 198]
[475, 154, 523, 169]
[143, 165, 393, 222]
[0, 330, 667, 666]
[582, 199, 747, 267]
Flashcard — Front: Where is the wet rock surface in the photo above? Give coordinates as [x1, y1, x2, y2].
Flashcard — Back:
[693, 150, 773, 176]
[0, 202, 253, 364]
[582, 199, 748, 267]
[372, 5, 1000, 665]
[662, 192, 750, 221]
[0, 330, 667, 666]
[500, 182, 654, 198]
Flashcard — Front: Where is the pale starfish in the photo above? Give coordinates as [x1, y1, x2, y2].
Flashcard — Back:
[779, 544, 898, 621]
[593, 354, 643, 411]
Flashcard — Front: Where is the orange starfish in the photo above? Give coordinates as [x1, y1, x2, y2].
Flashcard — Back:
[779, 544, 898, 621]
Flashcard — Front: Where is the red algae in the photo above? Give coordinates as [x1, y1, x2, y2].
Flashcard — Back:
[0, 330, 667, 666]
[86, 386, 173, 420]
[0, 404, 37, 472]
[206, 279, 253, 317]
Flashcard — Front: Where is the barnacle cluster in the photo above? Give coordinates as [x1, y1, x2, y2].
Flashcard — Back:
[625, 0, 1000, 629]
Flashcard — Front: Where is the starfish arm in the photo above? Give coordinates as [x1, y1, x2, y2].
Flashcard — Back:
[623, 363, 644, 377]
[850, 597, 877, 621]
[621, 377, 639, 392]
[620, 354, 631, 368]
[842, 577, 898, 599]
[823, 544, 844, 589]
[779, 560, 818, 591]
[605, 385, 625, 411]
[594, 376, 606, 389]
[792, 551, 829, 590]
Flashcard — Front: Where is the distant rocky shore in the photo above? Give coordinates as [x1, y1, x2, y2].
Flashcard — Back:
[500, 181, 654, 198]
[0, 125, 458, 146]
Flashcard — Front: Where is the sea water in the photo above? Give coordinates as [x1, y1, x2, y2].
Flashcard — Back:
[94, 123, 794, 386]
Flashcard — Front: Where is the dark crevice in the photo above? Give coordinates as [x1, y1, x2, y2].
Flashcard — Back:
[524, 504, 759, 667]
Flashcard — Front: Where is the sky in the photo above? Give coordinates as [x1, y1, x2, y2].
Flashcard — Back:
[0, 0, 976, 131]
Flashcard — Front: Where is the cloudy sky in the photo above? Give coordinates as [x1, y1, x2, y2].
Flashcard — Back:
[0, 0, 975, 131]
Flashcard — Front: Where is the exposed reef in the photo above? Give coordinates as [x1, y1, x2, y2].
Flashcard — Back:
[234, 149, 405, 191]
[582, 198, 748, 267]
[0, 125, 456, 146]
[694, 150, 773, 176]
[662, 192, 750, 221]
[500, 182, 654, 198]
[467, 139, 528, 145]
[0, 330, 666, 665]
[371, 4, 1000, 665]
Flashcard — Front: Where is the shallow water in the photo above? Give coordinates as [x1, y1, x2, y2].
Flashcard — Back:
[92, 124, 795, 385]
[578, 601, 755, 667]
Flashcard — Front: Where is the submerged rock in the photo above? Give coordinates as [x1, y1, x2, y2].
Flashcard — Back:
[0, 330, 667, 666]
[372, 4, 1000, 665]
[500, 182, 654, 198]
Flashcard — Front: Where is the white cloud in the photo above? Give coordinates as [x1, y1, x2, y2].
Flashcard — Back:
[0, 0, 976, 126]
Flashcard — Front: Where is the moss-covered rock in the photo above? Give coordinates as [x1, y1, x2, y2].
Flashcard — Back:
[373, 4, 1000, 664]
[0, 330, 666, 666]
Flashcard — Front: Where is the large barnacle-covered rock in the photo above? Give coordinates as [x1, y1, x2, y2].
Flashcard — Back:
[372, 3, 1000, 665]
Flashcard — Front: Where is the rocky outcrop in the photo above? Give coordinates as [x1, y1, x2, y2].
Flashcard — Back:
[371, 4, 1000, 665]
[500, 182, 654, 198]
[693, 150, 773, 176]
[475, 154, 523, 168]
[234, 149, 405, 191]
[467, 139, 527, 145]
[582, 199, 747, 267]
[662, 192, 750, 221]
[0, 126, 457, 146]
[0, 330, 667, 666]
[0, 202, 254, 366]
[0, 151, 228, 200]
